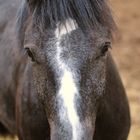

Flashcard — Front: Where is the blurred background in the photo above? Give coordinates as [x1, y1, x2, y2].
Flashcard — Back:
[111, 0, 140, 140]
[0, 0, 140, 140]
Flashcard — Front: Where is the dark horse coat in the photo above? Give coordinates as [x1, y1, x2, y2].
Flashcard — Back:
[0, 0, 130, 140]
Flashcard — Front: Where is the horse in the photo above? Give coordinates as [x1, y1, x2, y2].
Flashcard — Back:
[0, 0, 130, 140]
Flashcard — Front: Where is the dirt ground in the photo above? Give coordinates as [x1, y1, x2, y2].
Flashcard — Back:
[0, 0, 140, 140]
[111, 0, 140, 139]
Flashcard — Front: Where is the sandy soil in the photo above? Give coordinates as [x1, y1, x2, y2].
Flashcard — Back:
[0, 0, 140, 140]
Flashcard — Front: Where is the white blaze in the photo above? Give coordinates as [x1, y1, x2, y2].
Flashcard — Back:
[55, 19, 82, 140]
[55, 18, 77, 38]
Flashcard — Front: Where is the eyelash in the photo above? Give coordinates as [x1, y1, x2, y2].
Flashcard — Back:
[25, 47, 35, 62]
[101, 42, 111, 56]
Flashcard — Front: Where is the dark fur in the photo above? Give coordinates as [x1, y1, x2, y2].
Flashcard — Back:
[0, 123, 9, 136]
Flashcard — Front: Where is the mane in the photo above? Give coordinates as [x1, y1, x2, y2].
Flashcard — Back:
[17, 0, 115, 37]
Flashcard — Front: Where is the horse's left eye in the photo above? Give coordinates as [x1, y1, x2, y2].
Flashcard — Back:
[25, 48, 35, 62]
[101, 42, 111, 56]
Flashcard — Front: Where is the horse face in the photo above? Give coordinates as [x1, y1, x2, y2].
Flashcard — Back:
[23, 18, 111, 139]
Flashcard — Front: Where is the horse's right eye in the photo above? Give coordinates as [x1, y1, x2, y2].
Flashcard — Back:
[101, 42, 111, 56]
[25, 48, 35, 62]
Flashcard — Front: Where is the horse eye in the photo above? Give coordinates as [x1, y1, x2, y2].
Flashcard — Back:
[25, 48, 35, 62]
[101, 42, 111, 56]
